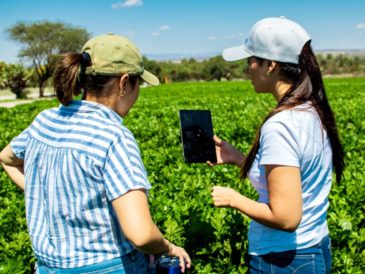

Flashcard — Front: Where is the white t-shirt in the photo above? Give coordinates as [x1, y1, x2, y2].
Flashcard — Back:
[248, 103, 332, 255]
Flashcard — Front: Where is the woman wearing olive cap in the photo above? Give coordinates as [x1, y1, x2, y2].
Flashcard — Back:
[209, 17, 344, 273]
[0, 34, 191, 273]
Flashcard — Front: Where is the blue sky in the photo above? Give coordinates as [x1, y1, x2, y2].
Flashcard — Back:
[0, 0, 364, 63]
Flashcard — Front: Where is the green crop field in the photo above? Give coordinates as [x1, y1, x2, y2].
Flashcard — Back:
[0, 79, 364, 273]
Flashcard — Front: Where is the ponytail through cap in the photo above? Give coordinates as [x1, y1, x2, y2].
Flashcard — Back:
[81, 52, 91, 69]
[78, 52, 92, 83]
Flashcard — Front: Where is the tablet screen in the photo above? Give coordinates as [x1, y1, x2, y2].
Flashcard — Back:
[179, 110, 217, 163]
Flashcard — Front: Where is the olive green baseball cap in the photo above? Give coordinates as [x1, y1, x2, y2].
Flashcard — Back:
[82, 33, 159, 86]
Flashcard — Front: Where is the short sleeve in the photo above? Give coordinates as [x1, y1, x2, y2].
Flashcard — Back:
[258, 119, 300, 167]
[102, 133, 151, 201]
[10, 128, 29, 159]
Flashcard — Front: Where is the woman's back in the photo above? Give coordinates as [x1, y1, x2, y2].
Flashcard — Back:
[12, 100, 150, 268]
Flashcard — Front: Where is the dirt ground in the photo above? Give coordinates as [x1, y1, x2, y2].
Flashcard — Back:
[0, 89, 55, 108]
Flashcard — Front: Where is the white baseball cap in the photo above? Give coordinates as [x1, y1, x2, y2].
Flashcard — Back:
[223, 17, 311, 64]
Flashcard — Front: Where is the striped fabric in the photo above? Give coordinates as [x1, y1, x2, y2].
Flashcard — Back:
[10, 100, 151, 268]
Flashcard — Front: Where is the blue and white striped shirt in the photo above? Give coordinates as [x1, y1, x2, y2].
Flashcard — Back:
[10, 100, 151, 268]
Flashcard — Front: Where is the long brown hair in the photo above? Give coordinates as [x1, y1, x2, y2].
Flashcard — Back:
[53, 53, 85, 106]
[241, 42, 345, 183]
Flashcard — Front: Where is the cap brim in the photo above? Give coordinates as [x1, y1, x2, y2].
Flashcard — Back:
[222, 45, 252, 61]
[141, 70, 160, 86]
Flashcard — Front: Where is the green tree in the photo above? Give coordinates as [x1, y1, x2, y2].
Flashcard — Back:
[0, 63, 31, 99]
[143, 56, 163, 83]
[0, 61, 6, 89]
[181, 58, 203, 81]
[7, 21, 90, 97]
[202, 56, 226, 81]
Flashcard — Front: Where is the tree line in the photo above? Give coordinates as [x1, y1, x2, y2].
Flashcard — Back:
[144, 53, 365, 84]
[1, 21, 364, 99]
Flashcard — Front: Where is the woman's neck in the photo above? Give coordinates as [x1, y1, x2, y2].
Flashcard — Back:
[273, 80, 293, 102]
[84, 93, 114, 109]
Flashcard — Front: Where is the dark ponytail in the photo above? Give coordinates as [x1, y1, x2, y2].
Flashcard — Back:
[300, 43, 345, 183]
[53, 52, 91, 106]
[241, 42, 345, 183]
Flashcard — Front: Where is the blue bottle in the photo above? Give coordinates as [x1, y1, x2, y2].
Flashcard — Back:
[156, 256, 182, 274]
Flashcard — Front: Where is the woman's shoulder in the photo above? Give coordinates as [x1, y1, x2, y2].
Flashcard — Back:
[267, 103, 318, 124]
[262, 104, 320, 137]
[29, 107, 60, 125]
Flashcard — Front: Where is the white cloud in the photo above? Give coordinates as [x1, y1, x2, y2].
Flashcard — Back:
[355, 23, 365, 29]
[159, 25, 171, 31]
[111, 0, 142, 9]
[208, 36, 217, 41]
[150, 25, 170, 37]
[111, 2, 123, 9]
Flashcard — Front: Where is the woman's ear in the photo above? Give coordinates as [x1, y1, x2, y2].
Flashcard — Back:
[119, 74, 129, 91]
[267, 60, 277, 74]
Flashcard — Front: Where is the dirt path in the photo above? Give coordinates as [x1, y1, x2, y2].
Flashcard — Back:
[0, 93, 55, 108]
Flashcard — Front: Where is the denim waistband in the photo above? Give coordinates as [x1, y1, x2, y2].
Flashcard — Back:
[36, 249, 144, 273]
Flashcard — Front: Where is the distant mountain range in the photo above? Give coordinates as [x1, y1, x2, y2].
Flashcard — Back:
[145, 49, 365, 61]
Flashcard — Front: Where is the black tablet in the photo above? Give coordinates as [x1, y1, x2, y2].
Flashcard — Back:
[179, 110, 217, 163]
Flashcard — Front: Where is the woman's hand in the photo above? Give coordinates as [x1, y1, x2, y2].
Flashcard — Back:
[207, 136, 245, 167]
[167, 242, 191, 273]
[211, 186, 239, 208]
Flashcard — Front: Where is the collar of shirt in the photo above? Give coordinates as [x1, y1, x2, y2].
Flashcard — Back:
[59, 100, 123, 125]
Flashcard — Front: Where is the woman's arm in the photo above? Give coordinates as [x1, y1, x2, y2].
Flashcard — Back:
[112, 189, 191, 272]
[0, 144, 25, 190]
[211, 165, 302, 232]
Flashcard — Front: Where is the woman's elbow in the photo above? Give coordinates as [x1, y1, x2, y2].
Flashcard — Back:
[125, 224, 159, 248]
[276, 215, 302, 232]
[281, 221, 300, 232]
[129, 234, 154, 249]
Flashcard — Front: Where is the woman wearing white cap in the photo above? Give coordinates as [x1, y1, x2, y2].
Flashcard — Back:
[209, 17, 344, 273]
[0, 34, 191, 273]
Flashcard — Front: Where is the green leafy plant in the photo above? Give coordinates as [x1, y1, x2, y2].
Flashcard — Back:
[0, 79, 364, 273]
